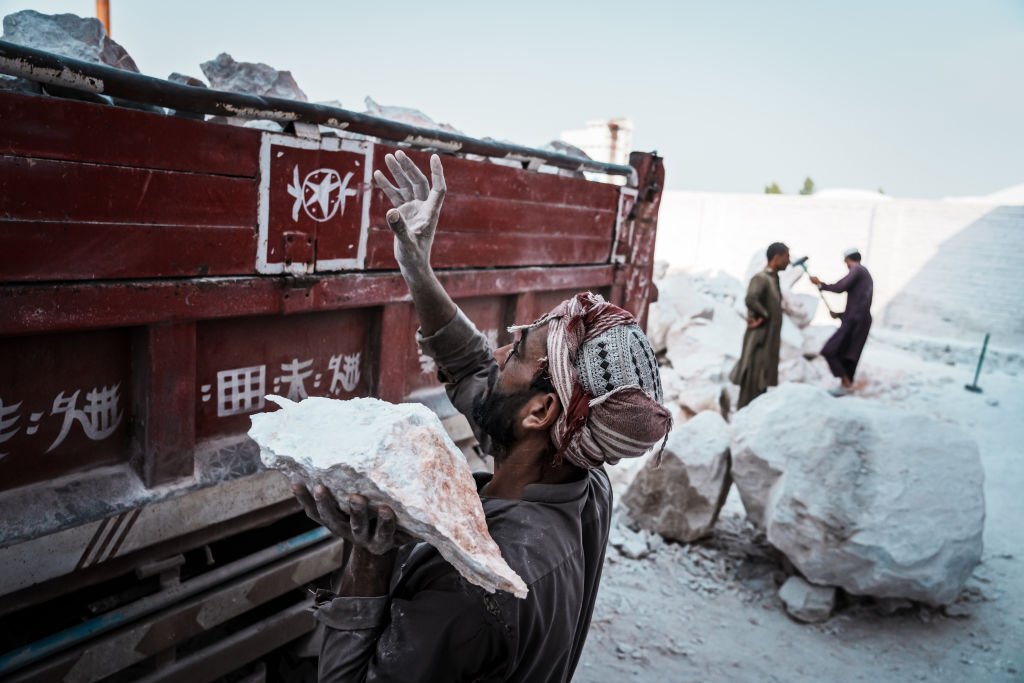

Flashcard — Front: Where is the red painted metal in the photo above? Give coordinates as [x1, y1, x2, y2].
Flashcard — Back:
[0, 222, 257, 281]
[0, 86, 663, 605]
[131, 323, 197, 486]
[195, 311, 372, 439]
[0, 329, 132, 490]
[0, 267, 619, 336]
[0, 92, 259, 177]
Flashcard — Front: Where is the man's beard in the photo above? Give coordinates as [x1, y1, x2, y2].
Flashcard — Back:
[472, 368, 536, 460]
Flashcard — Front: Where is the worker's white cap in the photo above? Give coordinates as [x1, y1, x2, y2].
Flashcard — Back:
[843, 247, 861, 258]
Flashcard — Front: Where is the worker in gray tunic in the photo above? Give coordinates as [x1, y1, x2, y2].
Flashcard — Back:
[811, 248, 874, 396]
[730, 242, 791, 409]
[290, 151, 672, 683]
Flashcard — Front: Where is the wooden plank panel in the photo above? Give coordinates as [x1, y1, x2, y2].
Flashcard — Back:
[0, 222, 256, 281]
[131, 323, 196, 487]
[195, 310, 372, 439]
[364, 228, 612, 269]
[0, 266, 617, 336]
[0, 92, 260, 177]
[0, 155, 255, 226]
[372, 146, 619, 210]
[368, 192, 616, 239]
[377, 303, 413, 402]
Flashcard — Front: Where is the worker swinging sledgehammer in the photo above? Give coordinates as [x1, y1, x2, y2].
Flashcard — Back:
[810, 248, 875, 397]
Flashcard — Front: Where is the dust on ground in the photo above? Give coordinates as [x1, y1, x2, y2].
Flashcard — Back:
[577, 332, 1024, 682]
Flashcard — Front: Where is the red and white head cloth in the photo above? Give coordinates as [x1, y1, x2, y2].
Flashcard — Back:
[511, 292, 673, 470]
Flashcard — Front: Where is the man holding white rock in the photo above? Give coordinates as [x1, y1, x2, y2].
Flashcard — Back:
[290, 151, 671, 682]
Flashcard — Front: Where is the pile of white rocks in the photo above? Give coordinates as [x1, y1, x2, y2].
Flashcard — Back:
[619, 266, 986, 622]
[646, 263, 833, 423]
[1, 10, 138, 95]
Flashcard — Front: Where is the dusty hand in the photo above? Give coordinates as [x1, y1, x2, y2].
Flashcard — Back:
[293, 484, 415, 555]
[747, 316, 765, 329]
[809, 276, 822, 287]
[373, 151, 447, 271]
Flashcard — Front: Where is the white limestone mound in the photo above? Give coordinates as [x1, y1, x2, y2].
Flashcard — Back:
[732, 383, 985, 605]
[665, 317, 741, 381]
[622, 411, 732, 542]
[658, 275, 716, 327]
[249, 396, 528, 598]
[778, 576, 836, 623]
[782, 292, 818, 329]
[778, 357, 826, 385]
[2, 10, 139, 71]
[201, 53, 308, 101]
[659, 366, 685, 404]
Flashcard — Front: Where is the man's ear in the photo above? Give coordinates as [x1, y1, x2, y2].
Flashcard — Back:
[521, 392, 561, 432]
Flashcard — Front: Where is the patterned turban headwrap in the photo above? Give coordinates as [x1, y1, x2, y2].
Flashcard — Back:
[510, 292, 672, 470]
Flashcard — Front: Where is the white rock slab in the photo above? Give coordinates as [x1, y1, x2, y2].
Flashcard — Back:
[779, 576, 836, 623]
[732, 383, 985, 605]
[676, 381, 729, 418]
[201, 53, 307, 101]
[622, 411, 732, 542]
[249, 396, 527, 598]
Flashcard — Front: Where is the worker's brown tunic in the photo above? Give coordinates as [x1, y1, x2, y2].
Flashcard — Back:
[315, 309, 612, 683]
[730, 269, 783, 409]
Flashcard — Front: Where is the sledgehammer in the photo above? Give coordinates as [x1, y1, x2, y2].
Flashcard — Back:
[792, 255, 836, 317]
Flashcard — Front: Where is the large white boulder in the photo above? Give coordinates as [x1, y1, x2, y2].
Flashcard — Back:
[249, 396, 527, 598]
[622, 411, 731, 542]
[732, 383, 985, 605]
[665, 300, 745, 382]
[665, 319, 736, 381]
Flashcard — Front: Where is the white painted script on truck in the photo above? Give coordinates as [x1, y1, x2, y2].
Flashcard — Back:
[0, 384, 125, 457]
[200, 352, 363, 419]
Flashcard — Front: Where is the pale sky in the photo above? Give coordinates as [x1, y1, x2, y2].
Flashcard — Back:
[3, 0, 1022, 198]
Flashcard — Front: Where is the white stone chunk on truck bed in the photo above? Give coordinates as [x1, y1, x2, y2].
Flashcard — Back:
[249, 396, 527, 598]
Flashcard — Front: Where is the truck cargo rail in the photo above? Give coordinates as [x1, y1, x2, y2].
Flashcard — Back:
[0, 40, 638, 185]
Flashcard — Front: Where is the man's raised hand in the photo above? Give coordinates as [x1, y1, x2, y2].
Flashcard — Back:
[373, 151, 447, 271]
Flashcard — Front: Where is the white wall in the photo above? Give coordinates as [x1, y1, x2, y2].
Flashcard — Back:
[655, 191, 1024, 348]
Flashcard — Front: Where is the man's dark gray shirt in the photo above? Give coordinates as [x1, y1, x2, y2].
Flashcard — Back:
[315, 309, 613, 682]
[821, 263, 874, 321]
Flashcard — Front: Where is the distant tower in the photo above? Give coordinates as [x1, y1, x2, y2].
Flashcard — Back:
[560, 118, 634, 185]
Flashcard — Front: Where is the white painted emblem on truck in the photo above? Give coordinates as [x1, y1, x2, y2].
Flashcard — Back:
[286, 165, 359, 223]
